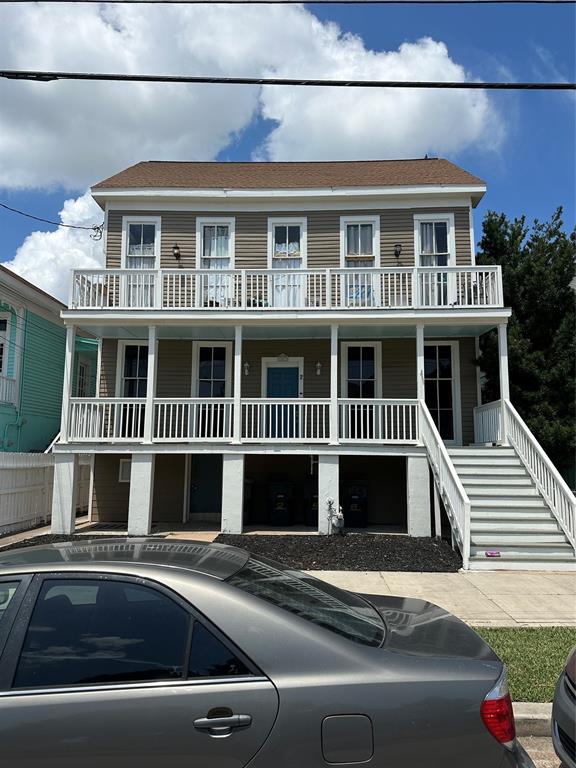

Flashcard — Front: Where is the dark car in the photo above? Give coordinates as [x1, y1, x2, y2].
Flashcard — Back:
[552, 645, 576, 768]
[0, 538, 535, 768]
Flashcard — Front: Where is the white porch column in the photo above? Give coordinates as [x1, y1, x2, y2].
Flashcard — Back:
[416, 324, 425, 401]
[143, 326, 157, 444]
[60, 325, 76, 442]
[233, 325, 243, 444]
[318, 454, 339, 534]
[498, 323, 510, 444]
[51, 453, 79, 534]
[407, 455, 431, 537]
[221, 454, 244, 533]
[329, 324, 339, 445]
[128, 453, 156, 536]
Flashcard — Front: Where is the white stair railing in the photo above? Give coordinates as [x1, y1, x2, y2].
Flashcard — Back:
[419, 400, 471, 569]
[503, 399, 576, 550]
[473, 400, 502, 444]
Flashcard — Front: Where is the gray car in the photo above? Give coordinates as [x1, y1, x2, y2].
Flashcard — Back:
[0, 538, 535, 768]
[552, 645, 576, 768]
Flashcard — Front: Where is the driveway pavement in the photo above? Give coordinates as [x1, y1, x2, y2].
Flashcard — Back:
[309, 570, 576, 626]
[520, 737, 561, 768]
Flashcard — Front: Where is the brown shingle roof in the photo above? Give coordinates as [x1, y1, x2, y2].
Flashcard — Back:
[92, 158, 485, 191]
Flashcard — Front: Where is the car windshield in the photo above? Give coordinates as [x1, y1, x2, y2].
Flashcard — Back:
[227, 556, 385, 647]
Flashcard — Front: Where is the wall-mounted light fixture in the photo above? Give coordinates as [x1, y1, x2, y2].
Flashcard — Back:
[243, 362, 250, 376]
[172, 243, 181, 261]
[394, 243, 403, 259]
[316, 361, 322, 376]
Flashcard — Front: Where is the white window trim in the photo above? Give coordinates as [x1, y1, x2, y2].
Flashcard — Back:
[191, 341, 233, 398]
[267, 217, 307, 269]
[0, 311, 11, 377]
[115, 340, 149, 398]
[413, 212, 456, 267]
[424, 340, 462, 446]
[121, 216, 161, 270]
[340, 342, 382, 399]
[261, 357, 304, 398]
[339, 215, 380, 268]
[195, 217, 236, 269]
[118, 458, 131, 483]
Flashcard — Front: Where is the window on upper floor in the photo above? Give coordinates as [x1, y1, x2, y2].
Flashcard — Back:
[414, 214, 455, 267]
[268, 218, 306, 269]
[341, 216, 379, 268]
[197, 218, 234, 270]
[122, 218, 160, 270]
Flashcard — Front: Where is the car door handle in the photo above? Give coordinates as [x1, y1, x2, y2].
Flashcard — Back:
[194, 714, 252, 735]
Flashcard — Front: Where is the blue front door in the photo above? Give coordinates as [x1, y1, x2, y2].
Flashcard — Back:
[266, 366, 299, 437]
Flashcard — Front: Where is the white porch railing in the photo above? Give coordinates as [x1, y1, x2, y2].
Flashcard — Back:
[154, 399, 233, 441]
[242, 400, 330, 442]
[339, 399, 419, 443]
[473, 399, 502, 443]
[419, 400, 471, 569]
[68, 398, 147, 442]
[70, 266, 503, 311]
[0, 374, 17, 404]
[505, 400, 575, 550]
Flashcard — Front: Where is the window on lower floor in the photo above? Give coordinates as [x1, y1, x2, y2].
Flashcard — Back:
[345, 345, 377, 399]
[122, 344, 148, 398]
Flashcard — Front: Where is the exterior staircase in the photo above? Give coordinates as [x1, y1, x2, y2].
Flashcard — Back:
[448, 446, 576, 570]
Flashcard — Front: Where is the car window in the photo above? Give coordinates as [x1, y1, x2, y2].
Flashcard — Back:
[13, 579, 191, 689]
[188, 622, 251, 678]
[0, 582, 19, 624]
[228, 557, 385, 647]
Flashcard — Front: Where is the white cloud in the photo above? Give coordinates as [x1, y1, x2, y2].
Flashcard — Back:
[0, 3, 504, 191]
[3, 192, 104, 302]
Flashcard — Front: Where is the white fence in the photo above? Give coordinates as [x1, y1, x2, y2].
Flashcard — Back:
[0, 453, 91, 536]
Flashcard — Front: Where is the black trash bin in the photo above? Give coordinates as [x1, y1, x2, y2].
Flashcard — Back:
[344, 484, 368, 528]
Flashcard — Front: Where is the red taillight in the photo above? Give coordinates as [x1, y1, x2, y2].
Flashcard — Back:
[480, 668, 516, 749]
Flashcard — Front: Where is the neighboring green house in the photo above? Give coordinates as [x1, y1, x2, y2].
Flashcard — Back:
[0, 265, 97, 452]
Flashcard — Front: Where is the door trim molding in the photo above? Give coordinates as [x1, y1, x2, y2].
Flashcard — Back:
[261, 356, 304, 398]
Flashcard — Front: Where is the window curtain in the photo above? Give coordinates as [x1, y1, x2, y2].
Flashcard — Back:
[203, 226, 229, 261]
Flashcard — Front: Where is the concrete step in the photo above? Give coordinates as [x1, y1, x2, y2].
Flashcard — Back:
[467, 487, 539, 498]
[462, 478, 533, 488]
[451, 457, 523, 467]
[471, 533, 569, 546]
[456, 466, 529, 477]
[471, 521, 561, 533]
[470, 498, 548, 510]
[449, 447, 517, 456]
[471, 543, 574, 557]
[468, 556, 576, 571]
[471, 510, 557, 523]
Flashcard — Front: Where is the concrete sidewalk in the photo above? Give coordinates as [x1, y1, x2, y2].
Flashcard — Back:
[309, 570, 576, 626]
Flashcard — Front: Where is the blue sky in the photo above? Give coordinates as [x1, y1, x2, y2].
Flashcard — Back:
[0, 2, 574, 266]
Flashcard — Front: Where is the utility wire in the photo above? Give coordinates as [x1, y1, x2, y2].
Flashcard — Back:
[1, 69, 574, 89]
[3, 0, 574, 4]
[0, 203, 104, 240]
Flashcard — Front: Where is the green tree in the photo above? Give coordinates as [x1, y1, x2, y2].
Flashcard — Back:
[476, 208, 575, 478]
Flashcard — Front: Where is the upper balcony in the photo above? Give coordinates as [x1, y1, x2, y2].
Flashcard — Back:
[69, 266, 503, 313]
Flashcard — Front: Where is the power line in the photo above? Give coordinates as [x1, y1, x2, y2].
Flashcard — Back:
[0, 203, 104, 241]
[1, 69, 574, 90]
[3, 0, 574, 4]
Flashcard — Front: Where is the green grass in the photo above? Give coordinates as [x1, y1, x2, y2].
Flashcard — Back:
[474, 626, 576, 702]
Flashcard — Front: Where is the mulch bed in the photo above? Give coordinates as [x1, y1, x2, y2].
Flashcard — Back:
[215, 533, 462, 572]
[0, 534, 129, 555]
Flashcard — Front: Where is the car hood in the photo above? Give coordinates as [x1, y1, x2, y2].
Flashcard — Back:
[360, 593, 499, 662]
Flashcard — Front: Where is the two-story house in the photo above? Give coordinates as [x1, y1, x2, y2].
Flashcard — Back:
[51, 159, 575, 570]
[0, 265, 97, 452]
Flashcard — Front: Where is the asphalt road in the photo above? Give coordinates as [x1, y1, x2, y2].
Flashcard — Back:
[520, 737, 562, 768]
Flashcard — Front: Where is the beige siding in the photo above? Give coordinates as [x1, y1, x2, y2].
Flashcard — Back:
[381, 340, 417, 398]
[99, 339, 118, 396]
[156, 341, 193, 397]
[92, 454, 129, 522]
[152, 455, 186, 522]
[105, 207, 473, 269]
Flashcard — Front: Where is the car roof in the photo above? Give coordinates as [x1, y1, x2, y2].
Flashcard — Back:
[0, 538, 249, 580]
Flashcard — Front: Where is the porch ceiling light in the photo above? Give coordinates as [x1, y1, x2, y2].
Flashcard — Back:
[316, 361, 322, 376]
[243, 362, 250, 376]
[172, 243, 181, 260]
[394, 243, 402, 259]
